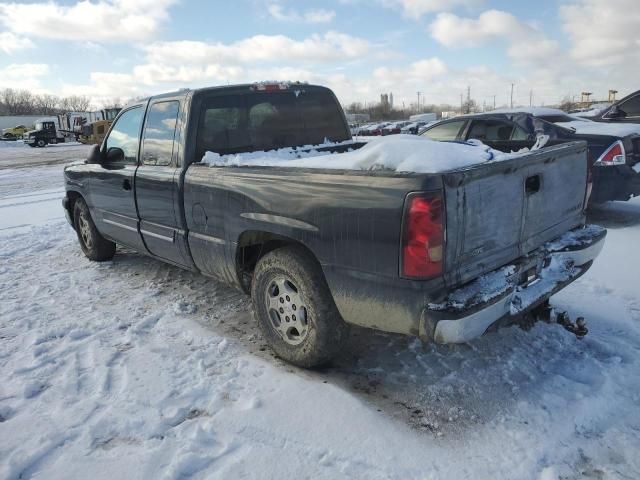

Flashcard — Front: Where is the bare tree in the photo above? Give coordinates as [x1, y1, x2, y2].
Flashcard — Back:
[102, 97, 123, 109]
[61, 95, 92, 112]
[0, 88, 20, 114]
[558, 95, 576, 112]
[35, 94, 60, 115]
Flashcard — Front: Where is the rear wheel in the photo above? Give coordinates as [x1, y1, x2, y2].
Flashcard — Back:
[2, 133, 15, 140]
[73, 198, 116, 261]
[252, 246, 349, 368]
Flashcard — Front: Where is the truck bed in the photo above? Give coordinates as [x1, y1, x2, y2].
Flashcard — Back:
[183, 140, 589, 337]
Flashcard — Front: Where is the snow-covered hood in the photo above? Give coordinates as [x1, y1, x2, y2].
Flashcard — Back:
[555, 121, 640, 137]
[201, 135, 522, 174]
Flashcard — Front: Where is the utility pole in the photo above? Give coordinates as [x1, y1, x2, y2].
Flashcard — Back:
[529, 90, 533, 107]
[493, 95, 496, 110]
[466, 86, 471, 113]
[416, 92, 421, 113]
[460, 93, 463, 113]
[510, 83, 515, 109]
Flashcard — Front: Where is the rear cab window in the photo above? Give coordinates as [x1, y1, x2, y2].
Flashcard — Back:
[467, 119, 529, 142]
[196, 88, 350, 158]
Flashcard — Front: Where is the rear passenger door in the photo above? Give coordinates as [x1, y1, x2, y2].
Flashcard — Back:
[135, 99, 195, 268]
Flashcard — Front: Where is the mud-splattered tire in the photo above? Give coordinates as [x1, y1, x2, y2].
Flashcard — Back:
[252, 245, 349, 368]
[73, 198, 116, 261]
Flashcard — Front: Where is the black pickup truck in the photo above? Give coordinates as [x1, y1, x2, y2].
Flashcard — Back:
[63, 83, 606, 367]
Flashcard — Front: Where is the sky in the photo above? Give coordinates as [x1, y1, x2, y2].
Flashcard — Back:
[0, 0, 638, 109]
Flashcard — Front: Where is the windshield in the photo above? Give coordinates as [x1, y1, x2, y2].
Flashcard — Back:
[196, 89, 350, 157]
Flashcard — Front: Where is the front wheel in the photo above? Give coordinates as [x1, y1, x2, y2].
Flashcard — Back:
[36, 138, 46, 147]
[252, 246, 349, 368]
[73, 198, 116, 261]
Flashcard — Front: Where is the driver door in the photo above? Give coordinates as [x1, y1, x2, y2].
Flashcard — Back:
[88, 105, 147, 251]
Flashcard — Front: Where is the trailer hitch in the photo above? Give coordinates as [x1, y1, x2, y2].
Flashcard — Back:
[533, 303, 588, 338]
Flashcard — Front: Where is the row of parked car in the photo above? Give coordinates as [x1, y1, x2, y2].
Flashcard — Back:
[420, 107, 640, 204]
[347, 90, 640, 205]
[350, 120, 434, 136]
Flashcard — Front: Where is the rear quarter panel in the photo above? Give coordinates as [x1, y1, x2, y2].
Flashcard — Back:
[184, 165, 443, 335]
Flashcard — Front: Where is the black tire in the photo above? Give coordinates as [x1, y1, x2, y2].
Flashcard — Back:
[36, 139, 46, 148]
[252, 245, 349, 368]
[73, 198, 116, 261]
[3, 133, 15, 139]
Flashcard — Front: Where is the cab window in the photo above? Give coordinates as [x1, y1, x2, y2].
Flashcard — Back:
[141, 101, 180, 166]
[104, 107, 144, 164]
[467, 119, 529, 142]
[422, 120, 466, 141]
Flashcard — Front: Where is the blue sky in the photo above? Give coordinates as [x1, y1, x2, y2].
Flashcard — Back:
[0, 0, 637, 108]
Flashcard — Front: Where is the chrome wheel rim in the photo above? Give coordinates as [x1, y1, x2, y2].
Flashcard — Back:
[265, 275, 309, 345]
[78, 211, 93, 250]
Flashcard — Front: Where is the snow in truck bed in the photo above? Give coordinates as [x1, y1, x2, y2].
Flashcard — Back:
[200, 135, 522, 173]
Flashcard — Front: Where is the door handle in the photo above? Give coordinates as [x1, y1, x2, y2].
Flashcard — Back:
[122, 179, 132, 191]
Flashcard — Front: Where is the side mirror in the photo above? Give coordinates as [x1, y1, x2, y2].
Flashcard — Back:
[105, 146, 125, 163]
[86, 144, 103, 164]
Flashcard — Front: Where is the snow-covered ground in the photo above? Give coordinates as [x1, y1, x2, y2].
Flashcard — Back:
[0, 141, 91, 170]
[1, 152, 640, 479]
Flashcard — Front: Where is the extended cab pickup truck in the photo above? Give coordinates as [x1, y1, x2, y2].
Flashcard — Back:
[63, 83, 606, 367]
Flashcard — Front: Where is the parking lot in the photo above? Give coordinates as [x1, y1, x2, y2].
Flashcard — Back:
[1, 144, 640, 479]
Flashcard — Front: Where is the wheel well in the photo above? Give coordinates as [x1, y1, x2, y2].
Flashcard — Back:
[66, 191, 83, 227]
[235, 231, 315, 293]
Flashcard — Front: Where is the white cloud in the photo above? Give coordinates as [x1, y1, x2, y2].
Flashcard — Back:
[372, 58, 448, 87]
[382, 0, 479, 18]
[0, 0, 176, 42]
[57, 32, 370, 104]
[429, 10, 558, 66]
[560, 0, 640, 67]
[268, 4, 336, 23]
[144, 32, 370, 65]
[0, 31, 34, 54]
[0, 63, 50, 90]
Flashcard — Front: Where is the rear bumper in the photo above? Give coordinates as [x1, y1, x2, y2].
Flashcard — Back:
[425, 225, 606, 343]
[591, 164, 640, 203]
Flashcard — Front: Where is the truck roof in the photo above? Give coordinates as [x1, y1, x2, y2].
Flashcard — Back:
[133, 81, 325, 105]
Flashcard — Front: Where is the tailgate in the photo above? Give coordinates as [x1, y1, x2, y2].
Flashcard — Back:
[442, 141, 588, 287]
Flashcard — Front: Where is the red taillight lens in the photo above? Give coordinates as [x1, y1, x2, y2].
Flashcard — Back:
[596, 141, 626, 165]
[402, 192, 445, 279]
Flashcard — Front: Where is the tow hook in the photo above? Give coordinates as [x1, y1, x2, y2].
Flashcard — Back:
[554, 311, 588, 338]
[534, 303, 588, 338]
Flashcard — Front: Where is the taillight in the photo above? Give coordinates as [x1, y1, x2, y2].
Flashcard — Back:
[595, 140, 626, 165]
[401, 192, 445, 279]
